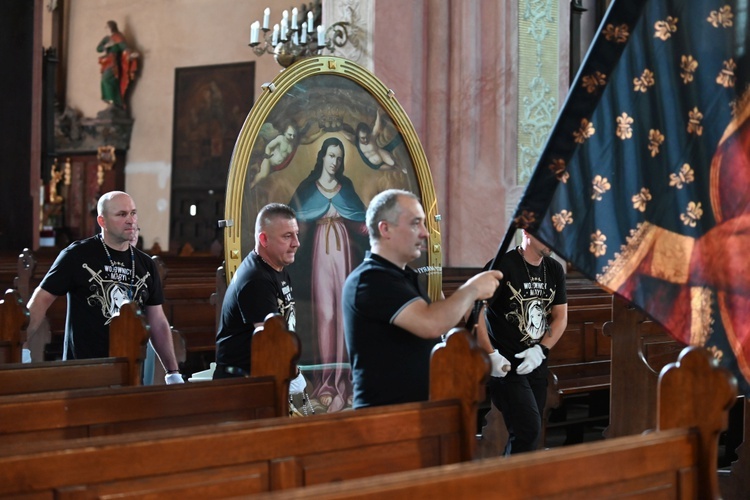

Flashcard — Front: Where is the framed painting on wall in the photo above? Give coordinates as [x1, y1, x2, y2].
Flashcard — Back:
[171, 61, 255, 252]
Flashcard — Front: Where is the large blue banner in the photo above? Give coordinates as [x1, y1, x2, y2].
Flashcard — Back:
[511, 0, 750, 394]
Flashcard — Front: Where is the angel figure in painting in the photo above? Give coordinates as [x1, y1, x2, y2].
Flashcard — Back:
[250, 122, 300, 189]
[344, 108, 406, 173]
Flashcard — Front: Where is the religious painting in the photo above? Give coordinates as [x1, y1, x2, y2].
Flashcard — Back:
[171, 62, 255, 252]
[224, 57, 440, 413]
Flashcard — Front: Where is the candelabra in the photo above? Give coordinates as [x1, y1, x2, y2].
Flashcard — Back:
[249, 7, 353, 68]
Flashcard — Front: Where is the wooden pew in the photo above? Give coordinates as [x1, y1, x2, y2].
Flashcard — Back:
[0, 313, 297, 445]
[0, 250, 18, 295]
[606, 296, 685, 438]
[0, 288, 27, 363]
[245, 346, 739, 500]
[0, 327, 488, 498]
[0, 300, 149, 396]
[1, 278, 186, 391]
[10, 247, 219, 370]
[13, 247, 66, 360]
[605, 297, 749, 500]
[154, 254, 222, 372]
[719, 397, 750, 499]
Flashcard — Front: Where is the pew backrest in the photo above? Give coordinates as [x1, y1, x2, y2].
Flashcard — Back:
[0, 301, 148, 395]
[0, 313, 300, 446]
[241, 347, 739, 500]
[0, 288, 28, 364]
[259, 429, 703, 499]
[0, 375, 282, 445]
[0, 327, 488, 498]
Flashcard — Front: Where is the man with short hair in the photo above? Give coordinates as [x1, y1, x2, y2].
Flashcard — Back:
[476, 229, 568, 455]
[214, 203, 300, 379]
[343, 189, 503, 408]
[26, 191, 183, 384]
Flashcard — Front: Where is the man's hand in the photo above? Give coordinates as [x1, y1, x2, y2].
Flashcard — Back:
[515, 344, 545, 375]
[488, 350, 511, 378]
[465, 270, 503, 301]
[165, 372, 184, 384]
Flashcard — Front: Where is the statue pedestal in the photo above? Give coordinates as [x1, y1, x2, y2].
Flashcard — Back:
[54, 105, 133, 153]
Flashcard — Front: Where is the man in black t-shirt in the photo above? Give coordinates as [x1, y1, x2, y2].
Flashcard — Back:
[214, 203, 299, 379]
[476, 229, 568, 455]
[26, 191, 183, 384]
[343, 189, 503, 408]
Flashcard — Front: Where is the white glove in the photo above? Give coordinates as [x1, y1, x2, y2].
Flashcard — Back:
[22, 349, 31, 363]
[289, 371, 307, 395]
[488, 350, 511, 378]
[515, 344, 546, 375]
[165, 372, 185, 384]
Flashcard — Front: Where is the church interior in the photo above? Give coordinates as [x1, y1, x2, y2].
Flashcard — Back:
[0, 0, 747, 498]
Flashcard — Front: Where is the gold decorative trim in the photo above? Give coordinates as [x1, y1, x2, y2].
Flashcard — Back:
[223, 56, 441, 299]
[598, 222, 658, 290]
[689, 286, 713, 346]
[649, 230, 693, 284]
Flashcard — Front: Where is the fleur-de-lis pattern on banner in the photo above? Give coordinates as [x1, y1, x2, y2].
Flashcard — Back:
[502, 0, 750, 396]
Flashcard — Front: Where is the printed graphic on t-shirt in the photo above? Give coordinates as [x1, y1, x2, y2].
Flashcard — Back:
[505, 279, 556, 345]
[279, 280, 296, 331]
[83, 262, 150, 324]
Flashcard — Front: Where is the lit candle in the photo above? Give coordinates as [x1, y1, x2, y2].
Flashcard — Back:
[262, 8, 270, 30]
[291, 8, 298, 30]
[317, 24, 325, 47]
[307, 11, 314, 33]
[300, 26, 307, 44]
[272, 23, 279, 45]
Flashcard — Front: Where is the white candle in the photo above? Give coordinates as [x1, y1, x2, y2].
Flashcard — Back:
[317, 24, 325, 46]
[307, 11, 314, 33]
[250, 21, 260, 44]
[281, 13, 289, 40]
[300, 26, 307, 44]
[272, 24, 279, 45]
[291, 8, 298, 30]
[262, 8, 270, 30]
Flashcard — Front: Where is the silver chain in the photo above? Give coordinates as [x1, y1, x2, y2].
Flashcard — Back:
[518, 246, 547, 289]
[99, 234, 136, 299]
[518, 246, 551, 337]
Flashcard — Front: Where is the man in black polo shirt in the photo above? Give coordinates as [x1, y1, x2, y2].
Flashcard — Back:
[214, 203, 299, 379]
[343, 189, 503, 408]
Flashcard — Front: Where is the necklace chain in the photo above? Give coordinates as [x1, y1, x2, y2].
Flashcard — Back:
[99, 234, 135, 299]
[519, 246, 550, 337]
[518, 246, 546, 288]
[316, 180, 339, 194]
[254, 250, 277, 271]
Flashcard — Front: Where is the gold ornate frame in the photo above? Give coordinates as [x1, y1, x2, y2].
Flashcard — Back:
[223, 56, 442, 300]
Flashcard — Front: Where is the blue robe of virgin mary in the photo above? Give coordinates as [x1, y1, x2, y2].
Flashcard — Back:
[289, 175, 366, 224]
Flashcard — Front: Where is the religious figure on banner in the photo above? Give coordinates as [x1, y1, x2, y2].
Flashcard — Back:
[601, 82, 750, 394]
